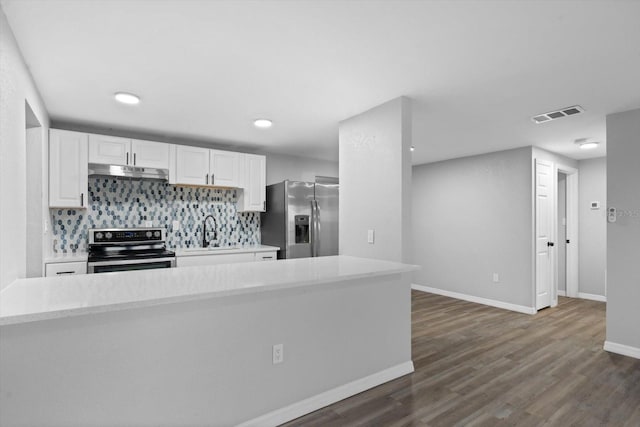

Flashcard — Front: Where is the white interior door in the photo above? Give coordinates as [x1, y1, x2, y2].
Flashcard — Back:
[536, 159, 555, 310]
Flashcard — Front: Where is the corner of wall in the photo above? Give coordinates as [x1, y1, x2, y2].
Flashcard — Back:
[0, 8, 50, 291]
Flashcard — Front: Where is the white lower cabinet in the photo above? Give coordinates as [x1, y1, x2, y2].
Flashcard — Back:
[254, 251, 277, 261]
[177, 252, 255, 268]
[45, 261, 87, 277]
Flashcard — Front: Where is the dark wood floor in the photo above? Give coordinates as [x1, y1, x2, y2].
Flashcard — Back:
[283, 291, 640, 426]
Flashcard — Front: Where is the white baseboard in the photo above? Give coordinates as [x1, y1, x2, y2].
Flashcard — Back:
[604, 341, 640, 360]
[578, 292, 606, 302]
[238, 361, 415, 427]
[557, 290, 566, 297]
[411, 284, 536, 315]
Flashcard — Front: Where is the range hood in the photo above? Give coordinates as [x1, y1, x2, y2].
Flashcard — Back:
[88, 163, 169, 181]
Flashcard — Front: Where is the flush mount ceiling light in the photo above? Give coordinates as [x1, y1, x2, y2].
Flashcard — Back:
[575, 138, 599, 150]
[114, 92, 140, 105]
[532, 105, 584, 124]
[253, 119, 273, 129]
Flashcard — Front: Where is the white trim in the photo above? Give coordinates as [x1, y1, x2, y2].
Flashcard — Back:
[604, 341, 640, 360]
[557, 290, 566, 297]
[238, 361, 415, 427]
[578, 292, 606, 302]
[411, 284, 536, 315]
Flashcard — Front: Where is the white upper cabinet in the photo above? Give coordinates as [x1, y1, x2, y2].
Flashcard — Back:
[174, 147, 241, 187]
[175, 145, 210, 186]
[210, 150, 240, 187]
[131, 139, 169, 169]
[88, 135, 131, 166]
[49, 129, 88, 208]
[89, 135, 169, 169]
[238, 154, 266, 212]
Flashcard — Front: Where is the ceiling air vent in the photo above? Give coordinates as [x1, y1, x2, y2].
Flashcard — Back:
[531, 105, 584, 124]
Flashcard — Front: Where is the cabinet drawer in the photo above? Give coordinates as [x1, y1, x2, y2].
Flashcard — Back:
[255, 252, 277, 261]
[45, 262, 87, 277]
[177, 253, 255, 268]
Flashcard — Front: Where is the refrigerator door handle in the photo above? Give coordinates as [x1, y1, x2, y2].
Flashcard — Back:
[311, 200, 320, 257]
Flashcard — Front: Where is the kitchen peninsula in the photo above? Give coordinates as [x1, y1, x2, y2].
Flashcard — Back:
[0, 255, 416, 427]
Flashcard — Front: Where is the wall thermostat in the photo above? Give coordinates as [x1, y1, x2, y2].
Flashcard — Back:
[591, 201, 600, 210]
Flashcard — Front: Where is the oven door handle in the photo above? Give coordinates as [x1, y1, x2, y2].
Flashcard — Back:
[87, 257, 176, 267]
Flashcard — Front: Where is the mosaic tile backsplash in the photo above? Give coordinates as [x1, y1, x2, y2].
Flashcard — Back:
[51, 177, 260, 254]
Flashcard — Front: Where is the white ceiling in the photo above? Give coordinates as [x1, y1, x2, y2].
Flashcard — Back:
[3, 0, 639, 164]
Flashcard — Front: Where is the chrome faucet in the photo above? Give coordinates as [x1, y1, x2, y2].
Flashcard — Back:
[202, 214, 218, 248]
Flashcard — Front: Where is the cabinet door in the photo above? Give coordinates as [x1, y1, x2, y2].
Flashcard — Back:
[239, 154, 266, 212]
[88, 135, 131, 165]
[49, 129, 88, 208]
[131, 139, 169, 169]
[210, 149, 240, 187]
[175, 145, 210, 185]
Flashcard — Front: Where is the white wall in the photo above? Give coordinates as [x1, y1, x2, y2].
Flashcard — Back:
[339, 97, 412, 263]
[0, 7, 49, 291]
[412, 147, 534, 308]
[25, 126, 44, 277]
[578, 157, 606, 297]
[265, 152, 337, 185]
[606, 108, 640, 355]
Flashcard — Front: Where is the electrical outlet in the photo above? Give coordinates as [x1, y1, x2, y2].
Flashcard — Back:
[272, 344, 284, 365]
[145, 220, 153, 227]
[172, 220, 180, 231]
[493, 273, 500, 283]
[367, 229, 375, 244]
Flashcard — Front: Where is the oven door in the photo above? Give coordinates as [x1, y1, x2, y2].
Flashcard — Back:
[87, 257, 176, 274]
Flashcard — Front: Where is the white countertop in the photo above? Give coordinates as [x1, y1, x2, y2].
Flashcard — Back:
[0, 256, 417, 326]
[43, 245, 279, 264]
[175, 245, 279, 257]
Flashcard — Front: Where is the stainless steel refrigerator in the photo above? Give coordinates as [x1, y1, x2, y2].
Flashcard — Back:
[260, 178, 339, 259]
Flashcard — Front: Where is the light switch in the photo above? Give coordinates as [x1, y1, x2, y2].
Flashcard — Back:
[367, 229, 375, 244]
[145, 220, 153, 227]
[172, 220, 181, 231]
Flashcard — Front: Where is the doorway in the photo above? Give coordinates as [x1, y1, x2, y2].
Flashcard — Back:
[556, 164, 579, 299]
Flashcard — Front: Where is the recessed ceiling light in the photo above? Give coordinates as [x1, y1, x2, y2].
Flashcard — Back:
[575, 138, 599, 150]
[253, 119, 273, 128]
[578, 142, 599, 150]
[114, 92, 140, 105]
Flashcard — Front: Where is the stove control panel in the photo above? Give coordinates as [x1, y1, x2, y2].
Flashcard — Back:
[90, 228, 165, 244]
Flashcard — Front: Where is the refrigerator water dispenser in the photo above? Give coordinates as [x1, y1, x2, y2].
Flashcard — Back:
[295, 215, 310, 243]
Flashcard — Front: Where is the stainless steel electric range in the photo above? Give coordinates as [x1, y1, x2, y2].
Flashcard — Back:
[87, 228, 176, 274]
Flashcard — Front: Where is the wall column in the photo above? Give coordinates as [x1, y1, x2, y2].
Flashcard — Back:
[605, 108, 640, 358]
[338, 97, 412, 263]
